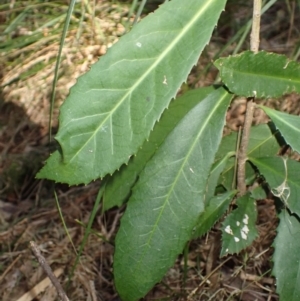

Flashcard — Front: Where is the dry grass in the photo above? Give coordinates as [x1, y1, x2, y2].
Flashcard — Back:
[1, 1, 300, 300]
[1, 0, 129, 127]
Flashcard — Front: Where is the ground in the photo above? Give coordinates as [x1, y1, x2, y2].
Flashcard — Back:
[1, 1, 300, 300]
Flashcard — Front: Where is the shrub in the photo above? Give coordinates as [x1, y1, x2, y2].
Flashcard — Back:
[38, 1, 300, 300]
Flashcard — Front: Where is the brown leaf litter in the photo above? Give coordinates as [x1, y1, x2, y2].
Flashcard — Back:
[1, 1, 300, 300]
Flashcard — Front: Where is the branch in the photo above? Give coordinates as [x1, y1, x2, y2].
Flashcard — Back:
[250, 0, 261, 53]
[30, 241, 70, 301]
[237, 101, 255, 194]
[237, 0, 261, 195]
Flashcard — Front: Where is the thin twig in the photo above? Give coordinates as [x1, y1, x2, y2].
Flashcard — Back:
[250, 0, 261, 53]
[237, 0, 261, 195]
[30, 241, 70, 301]
[187, 256, 232, 300]
[233, 126, 242, 190]
[237, 101, 255, 194]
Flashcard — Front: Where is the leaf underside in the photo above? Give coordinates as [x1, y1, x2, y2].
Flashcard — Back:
[37, 0, 227, 185]
[114, 87, 233, 301]
[215, 50, 300, 98]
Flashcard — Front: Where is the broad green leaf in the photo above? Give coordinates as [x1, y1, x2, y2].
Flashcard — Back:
[38, 0, 227, 185]
[221, 194, 258, 257]
[215, 51, 300, 98]
[273, 211, 300, 301]
[249, 157, 300, 217]
[192, 190, 237, 239]
[258, 106, 300, 154]
[103, 86, 215, 210]
[217, 124, 280, 190]
[114, 87, 233, 301]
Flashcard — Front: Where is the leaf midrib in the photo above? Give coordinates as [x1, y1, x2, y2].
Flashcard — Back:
[250, 157, 300, 190]
[225, 66, 300, 85]
[68, 1, 214, 163]
[262, 107, 300, 134]
[132, 90, 229, 274]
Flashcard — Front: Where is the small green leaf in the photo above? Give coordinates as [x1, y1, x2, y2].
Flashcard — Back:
[249, 157, 300, 217]
[192, 190, 237, 239]
[217, 124, 280, 190]
[103, 86, 215, 210]
[273, 211, 300, 301]
[216, 124, 279, 161]
[215, 50, 300, 98]
[221, 159, 256, 191]
[221, 194, 258, 256]
[258, 106, 300, 153]
[114, 87, 233, 301]
[205, 152, 234, 201]
[38, 0, 227, 185]
[250, 185, 267, 200]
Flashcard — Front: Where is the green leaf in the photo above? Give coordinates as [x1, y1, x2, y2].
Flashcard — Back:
[103, 86, 215, 210]
[221, 194, 258, 257]
[192, 190, 237, 239]
[216, 124, 279, 160]
[221, 160, 256, 191]
[217, 124, 280, 190]
[258, 106, 300, 153]
[205, 152, 234, 201]
[215, 50, 300, 98]
[38, 0, 227, 185]
[273, 211, 300, 301]
[114, 87, 233, 301]
[249, 157, 300, 217]
[250, 185, 267, 200]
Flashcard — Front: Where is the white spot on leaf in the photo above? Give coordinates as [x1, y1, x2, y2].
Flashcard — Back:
[136, 42, 142, 48]
[240, 224, 249, 240]
[236, 221, 240, 226]
[241, 230, 247, 240]
[101, 125, 108, 133]
[225, 225, 233, 235]
[242, 225, 249, 234]
[234, 237, 240, 242]
[163, 75, 167, 85]
[243, 214, 249, 225]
